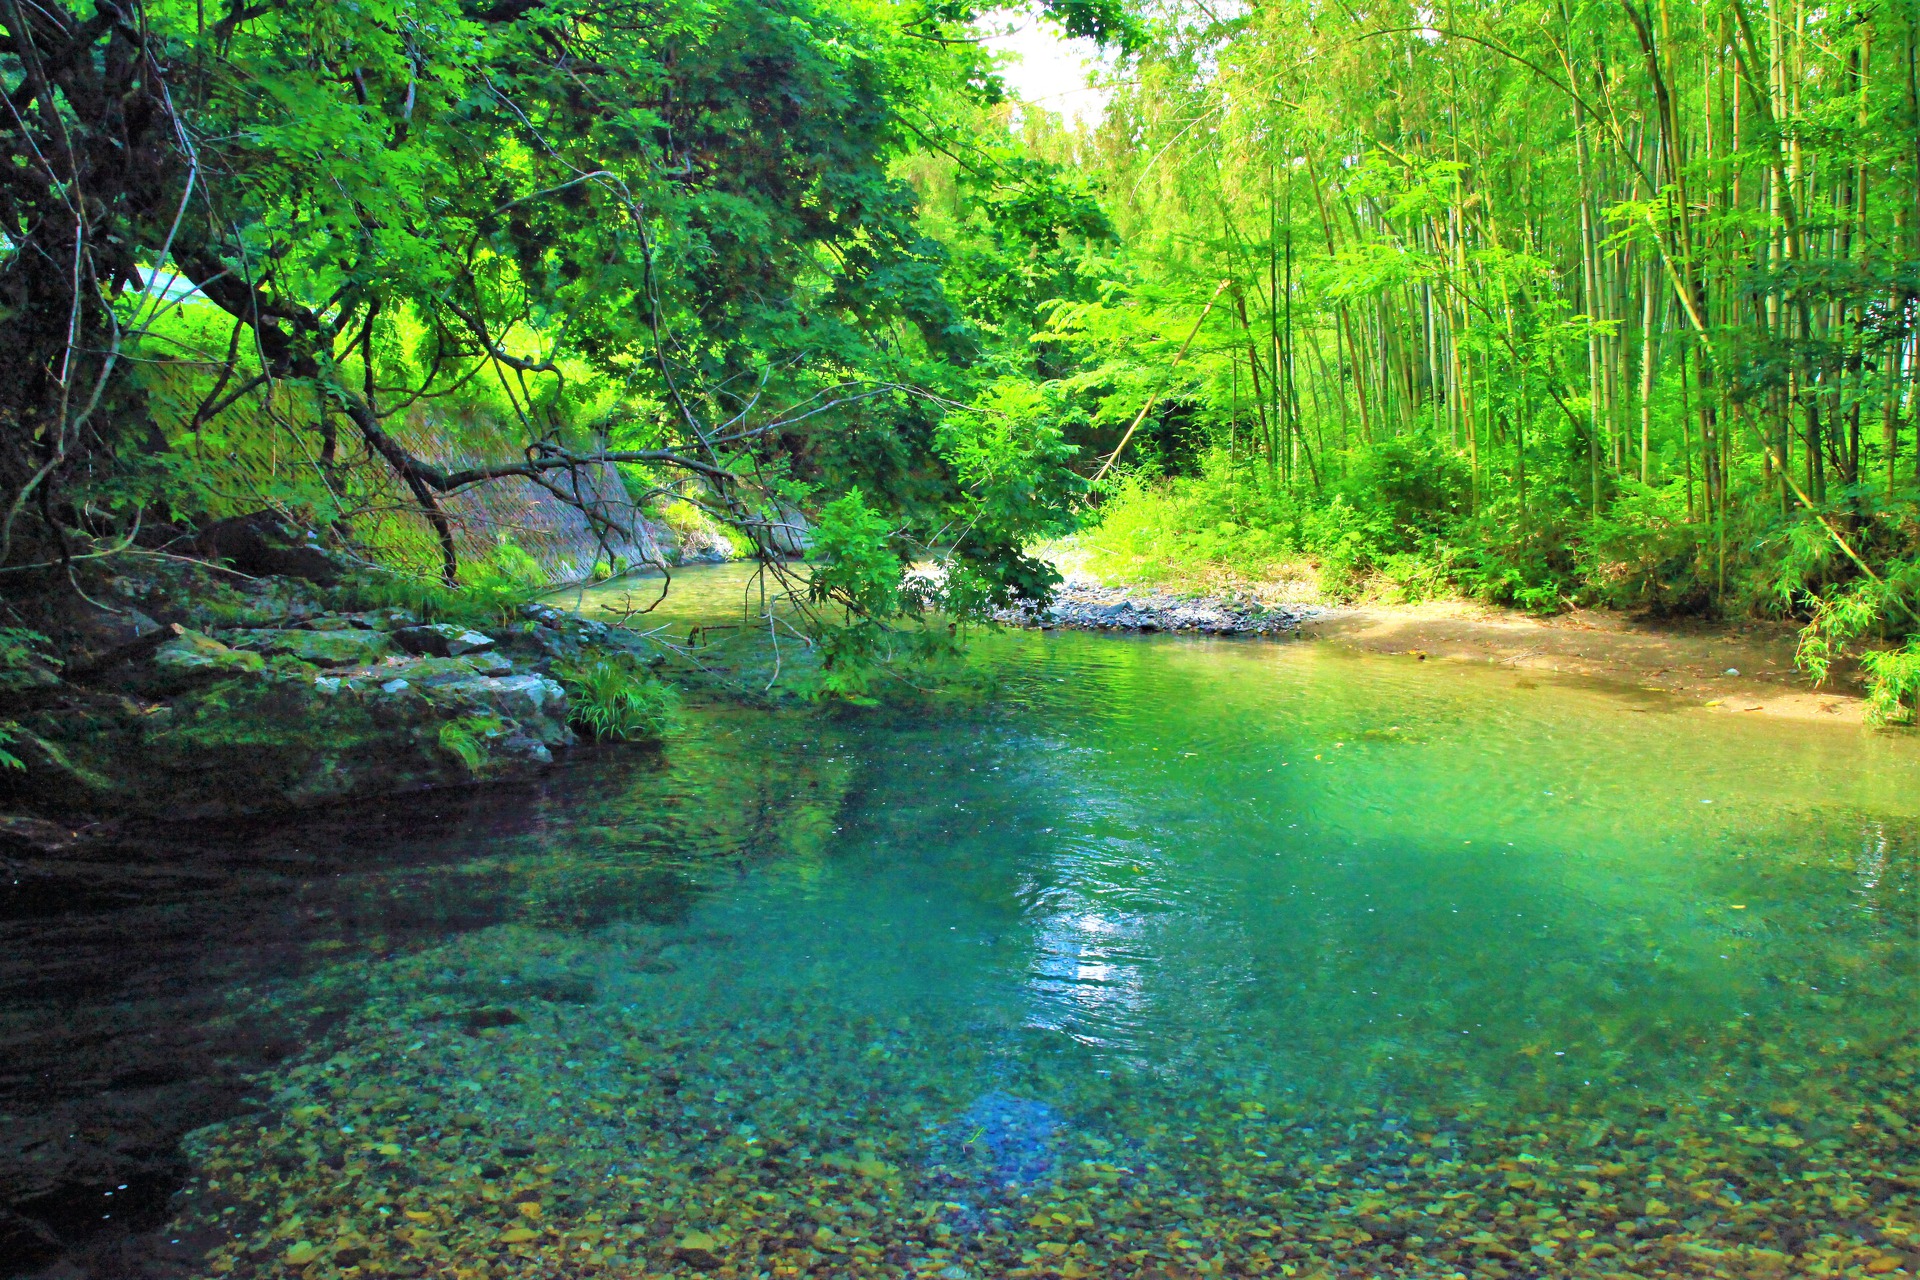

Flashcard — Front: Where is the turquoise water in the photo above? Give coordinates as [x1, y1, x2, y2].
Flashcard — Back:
[132, 573, 1920, 1275]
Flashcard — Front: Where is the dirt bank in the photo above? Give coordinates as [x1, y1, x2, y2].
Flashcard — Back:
[1298, 599, 1868, 724]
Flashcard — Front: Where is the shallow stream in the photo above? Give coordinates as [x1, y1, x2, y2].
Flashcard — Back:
[6, 565, 1917, 1278]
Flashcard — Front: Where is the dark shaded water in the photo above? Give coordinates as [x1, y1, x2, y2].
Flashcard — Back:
[5, 568, 1917, 1278]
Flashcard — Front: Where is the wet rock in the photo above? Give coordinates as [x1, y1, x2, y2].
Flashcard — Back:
[0, 814, 91, 859]
[71, 661, 573, 816]
[56, 603, 168, 677]
[6, 548, 653, 823]
[425, 673, 569, 736]
[393, 623, 496, 658]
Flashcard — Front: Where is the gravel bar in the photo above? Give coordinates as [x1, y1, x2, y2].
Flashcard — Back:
[992, 582, 1318, 636]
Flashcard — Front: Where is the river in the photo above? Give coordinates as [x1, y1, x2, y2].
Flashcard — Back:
[6, 564, 1917, 1277]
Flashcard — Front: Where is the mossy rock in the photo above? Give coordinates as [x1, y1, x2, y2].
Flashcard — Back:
[141, 673, 450, 811]
[222, 628, 395, 667]
[152, 628, 267, 686]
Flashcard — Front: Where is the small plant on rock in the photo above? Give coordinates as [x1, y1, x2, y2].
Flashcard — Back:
[437, 715, 506, 772]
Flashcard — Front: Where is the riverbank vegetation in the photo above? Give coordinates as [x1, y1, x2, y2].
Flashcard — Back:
[0, 0, 1100, 683]
[1015, 0, 1920, 718]
[2, 0, 1918, 716]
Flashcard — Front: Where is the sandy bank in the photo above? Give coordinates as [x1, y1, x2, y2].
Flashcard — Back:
[1298, 599, 1867, 724]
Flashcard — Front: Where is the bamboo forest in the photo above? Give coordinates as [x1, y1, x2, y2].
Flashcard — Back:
[0, 1, 1916, 1279]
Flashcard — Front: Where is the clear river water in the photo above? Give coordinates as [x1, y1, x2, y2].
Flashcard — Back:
[6, 565, 1917, 1279]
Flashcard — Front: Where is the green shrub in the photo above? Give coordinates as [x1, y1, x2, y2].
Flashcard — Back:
[1794, 567, 1920, 727]
[1080, 458, 1304, 586]
[555, 655, 678, 741]
[1575, 484, 1710, 614]
[1331, 436, 1471, 549]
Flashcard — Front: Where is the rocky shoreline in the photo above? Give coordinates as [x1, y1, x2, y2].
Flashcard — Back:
[2, 558, 661, 828]
[992, 581, 1317, 636]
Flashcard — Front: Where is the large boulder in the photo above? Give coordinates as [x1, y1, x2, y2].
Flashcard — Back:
[392, 623, 497, 658]
[319, 668, 573, 767]
[43, 593, 167, 675]
[358, 654, 514, 686]
[132, 664, 571, 814]
[191, 513, 342, 584]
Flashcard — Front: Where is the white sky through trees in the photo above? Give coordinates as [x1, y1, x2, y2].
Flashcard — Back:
[977, 6, 1110, 128]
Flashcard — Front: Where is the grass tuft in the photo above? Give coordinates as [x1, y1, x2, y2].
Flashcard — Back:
[555, 655, 678, 742]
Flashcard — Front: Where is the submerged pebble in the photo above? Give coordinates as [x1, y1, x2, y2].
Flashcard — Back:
[79, 615, 1920, 1280]
[167, 918, 1920, 1280]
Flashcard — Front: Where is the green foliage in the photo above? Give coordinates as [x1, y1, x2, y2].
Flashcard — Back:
[655, 498, 748, 562]
[7, 0, 1911, 731]
[0, 629, 58, 689]
[1574, 485, 1711, 615]
[458, 542, 547, 622]
[979, 0, 1920, 687]
[1035, 0, 1143, 49]
[0, 630, 58, 768]
[438, 716, 507, 772]
[555, 656, 679, 742]
[933, 381, 1081, 611]
[4, 0, 1092, 645]
[1792, 564, 1920, 726]
[1081, 467, 1289, 585]
[809, 490, 904, 621]
[1859, 644, 1920, 727]
[802, 489, 911, 702]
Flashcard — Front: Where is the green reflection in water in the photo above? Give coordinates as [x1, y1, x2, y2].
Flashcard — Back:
[174, 569, 1919, 1278]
